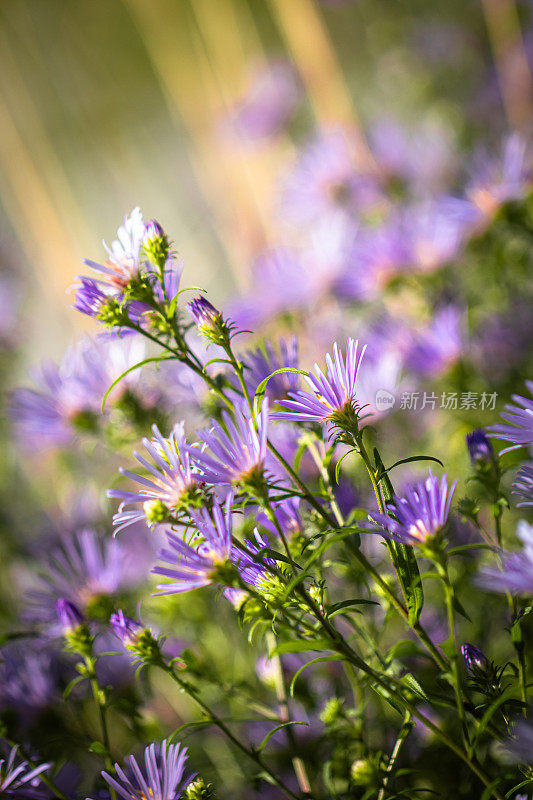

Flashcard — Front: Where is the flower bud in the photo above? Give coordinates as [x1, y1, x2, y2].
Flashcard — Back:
[185, 778, 215, 799]
[110, 610, 143, 647]
[110, 611, 161, 663]
[461, 643, 487, 672]
[142, 220, 170, 266]
[186, 296, 231, 346]
[466, 430, 494, 466]
[350, 758, 375, 786]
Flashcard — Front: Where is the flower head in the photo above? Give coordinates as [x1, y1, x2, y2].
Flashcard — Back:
[479, 521, 533, 595]
[488, 381, 533, 453]
[366, 471, 457, 546]
[193, 401, 268, 490]
[186, 296, 231, 346]
[110, 610, 144, 646]
[513, 464, 533, 507]
[0, 743, 50, 798]
[0, 645, 57, 717]
[83, 207, 146, 293]
[55, 598, 84, 632]
[109, 423, 203, 533]
[466, 429, 495, 465]
[142, 219, 170, 266]
[407, 306, 463, 377]
[274, 339, 366, 433]
[102, 740, 193, 800]
[153, 496, 234, 595]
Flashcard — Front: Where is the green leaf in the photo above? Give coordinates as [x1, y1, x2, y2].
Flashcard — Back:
[101, 355, 176, 411]
[379, 455, 444, 476]
[327, 598, 380, 616]
[401, 673, 429, 702]
[256, 721, 309, 753]
[505, 779, 533, 798]
[289, 656, 340, 696]
[270, 639, 333, 656]
[469, 685, 520, 753]
[63, 675, 86, 700]
[334, 449, 356, 483]
[374, 449, 424, 626]
[89, 741, 109, 756]
[254, 368, 309, 407]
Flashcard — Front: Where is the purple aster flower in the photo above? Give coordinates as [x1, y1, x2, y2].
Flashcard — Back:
[279, 128, 382, 225]
[83, 207, 146, 293]
[0, 743, 51, 798]
[365, 471, 457, 546]
[26, 529, 142, 626]
[101, 740, 193, 800]
[407, 305, 463, 377]
[488, 381, 533, 453]
[513, 464, 533, 507]
[221, 60, 300, 142]
[109, 422, 201, 533]
[224, 529, 277, 608]
[153, 495, 234, 595]
[73, 276, 113, 319]
[240, 336, 300, 402]
[274, 339, 367, 431]
[466, 430, 495, 465]
[9, 336, 146, 450]
[479, 521, 533, 595]
[193, 401, 268, 488]
[55, 598, 84, 632]
[404, 202, 463, 272]
[257, 496, 303, 540]
[0, 645, 57, 717]
[461, 643, 487, 672]
[110, 610, 144, 646]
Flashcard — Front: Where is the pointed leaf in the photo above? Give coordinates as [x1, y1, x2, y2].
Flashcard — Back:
[256, 721, 309, 753]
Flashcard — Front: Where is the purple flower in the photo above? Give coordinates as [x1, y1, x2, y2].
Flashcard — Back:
[461, 643, 487, 671]
[26, 529, 142, 626]
[55, 598, 84, 631]
[479, 521, 533, 595]
[9, 336, 146, 450]
[221, 60, 300, 142]
[488, 381, 533, 453]
[102, 740, 193, 800]
[187, 296, 220, 328]
[83, 207, 146, 293]
[0, 645, 57, 716]
[0, 743, 51, 798]
[109, 422, 201, 533]
[280, 128, 382, 225]
[153, 496, 234, 595]
[407, 306, 463, 377]
[274, 338, 366, 429]
[366, 471, 457, 545]
[466, 430, 494, 465]
[240, 336, 300, 402]
[193, 401, 268, 487]
[73, 276, 113, 319]
[404, 202, 463, 272]
[110, 610, 143, 646]
[257, 496, 303, 540]
[513, 464, 533, 507]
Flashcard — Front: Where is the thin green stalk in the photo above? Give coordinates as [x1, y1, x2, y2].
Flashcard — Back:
[84, 656, 117, 800]
[437, 563, 469, 747]
[377, 712, 413, 800]
[162, 663, 303, 800]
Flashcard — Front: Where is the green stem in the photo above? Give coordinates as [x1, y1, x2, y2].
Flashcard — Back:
[162, 663, 303, 800]
[377, 712, 413, 800]
[438, 562, 469, 747]
[84, 656, 116, 799]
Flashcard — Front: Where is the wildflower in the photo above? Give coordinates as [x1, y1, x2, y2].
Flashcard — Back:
[0, 645, 57, 717]
[83, 207, 146, 293]
[479, 521, 533, 595]
[153, 496, 235, 595]
[109, 423, 203, 533]
[240, 336, 300, 402]
[193, 401, 268, 491]
[0, 743, 50, 798]
[55, 598, 84, 632]
[102, 740, 193, 800]
[407, 306, 463, 377]
[461, 643, 487, 672]
[365, 471, 457, 546]
[513, 464, 533, 507]
[142, 219, 170, 266]
[26, 529, 140, 626]
[186, 296, 231, 346]
[274, 339, 366, 433]
[221, 60, 300, 142]
[466, 430, 495, 465]
[110, 610, 143, 647]
[488, 381, 533, 453]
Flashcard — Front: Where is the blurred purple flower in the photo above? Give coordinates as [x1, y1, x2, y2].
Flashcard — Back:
[257, 496, 303, 540]
[466, 429, 494, 465]
[109, 422, 200, 533]
[407, 306, 463, 377]
[366, 471, 457, 546]
[193, 401, 268, 487]
[513, 464, 533, 507]
[479, 521, 533, 595]
[240, 336, 300, 402]
[55, 598, 84, 632]
[153, 495, 233, 595]
[0, 743, 50, 799]
[110, 610, 143, 647]
[221, 60, 300, 142]
[0, 644, 57, 717]
[274, 338, 366, 427]
[279, 128, 382, 225]
[488, 381, 533, 453]
[101, 740, 193, 800]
